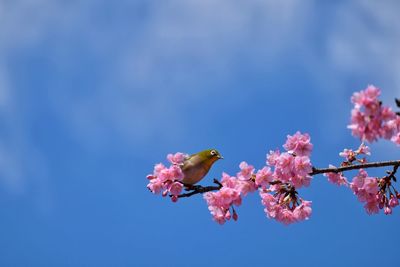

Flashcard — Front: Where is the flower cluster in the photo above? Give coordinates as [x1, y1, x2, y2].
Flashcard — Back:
[260, 183, 312, 225]
[348, 85, 400, 144]
[324, 143, 371, 187]
[255, 132, 314, 224]
[266, 132, 313, 188]
[350, 169, 400, 215]
[326, 141, 399, 215]
[147, 152, 188, 202]
[324, 166, 348, 186]
[203, 171, 257, 225]
[339, 143, 370, 165]
[147, 86, 399, 225]
[350, 169, 380, 214]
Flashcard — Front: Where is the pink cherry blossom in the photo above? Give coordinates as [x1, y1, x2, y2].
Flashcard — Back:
[255, 166, 273, 188]
[237, 161, 255, 181]
[167, 152, 188, 165]
[264, 132, 314, 188]
[291, 175, 312, 188]
[276, 209, 297, 225]
[339, 143, 371, 165]
[204, 172, 250, 224]
[324, 166, 348, 186]
[276, 153, 295, 176]
[146, 152, 186, 202]
[236, 180, 257, 196]
[348, 85, 399, 144]
[259, 187, 312, 225]
[384, 206, 392, 215]
[391, 132, 400, 145]
[293, 200, 312, 221]
[266, 150, 281, 165]
[356, 143, 371, 155]
[168, 182, 183, 196]
[283, 131, 313, 156]
[294, 156, 312, 177]
[389, 195, 399, 208]
[350, 169, 383, 214]
[203, 187, 242, 225]
[203, 160, 265, 224]
[364, 201, 379, 215]
[147, 178, 164, 194]
[339, 148, 356, 162]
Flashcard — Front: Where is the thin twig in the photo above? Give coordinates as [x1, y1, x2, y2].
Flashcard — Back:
[310, 160, 400, 175]
[176, 160, 400, 198]
[177, 179, 223, 198]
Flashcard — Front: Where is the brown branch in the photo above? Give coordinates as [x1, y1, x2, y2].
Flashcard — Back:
[310, 160, 400, 175]
[177, 179, 223, 198]
[176, 160, 400, 198]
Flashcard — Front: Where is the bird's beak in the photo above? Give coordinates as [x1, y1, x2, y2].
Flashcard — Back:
[218, 155, 224, 159]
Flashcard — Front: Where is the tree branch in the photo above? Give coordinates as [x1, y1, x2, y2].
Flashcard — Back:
[176, 160, 400, 198]
[177, 179, 223, 198]
[310, 160, 400, 175]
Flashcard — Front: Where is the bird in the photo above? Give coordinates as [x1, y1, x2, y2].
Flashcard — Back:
[181, 149, 223, 186]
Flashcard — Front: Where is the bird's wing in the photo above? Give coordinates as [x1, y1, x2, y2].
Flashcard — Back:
[180, 154, 196, 172]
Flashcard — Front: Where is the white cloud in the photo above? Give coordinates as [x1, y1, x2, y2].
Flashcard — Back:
[326, 0, 400, 98]
[1, 0, 400, 192]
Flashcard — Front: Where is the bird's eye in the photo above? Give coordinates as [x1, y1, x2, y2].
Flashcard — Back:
[210, 150, 217, 156]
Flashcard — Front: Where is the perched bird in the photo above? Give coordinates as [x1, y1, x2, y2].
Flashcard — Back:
[181, 149, 223, 185]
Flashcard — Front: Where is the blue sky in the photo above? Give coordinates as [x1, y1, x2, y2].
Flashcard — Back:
[1, 1, 399, 266]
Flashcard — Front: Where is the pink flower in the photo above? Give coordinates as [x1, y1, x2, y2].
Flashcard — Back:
[237, 161, 255, 181]
[154, 163, 166, 175]
[147, 179, 163, 194]
[276, 153, 294, 176]
[259, 189, 312, 225]
[324, 166, 348, 186]
[269, 152, 313, 188]
[293, 200, 312, 221]
[363, 178, 379, 195]
[356, 143, 370, 155]
[339, 148, 355, 162]
[276, 209, 296, 225]
[364, 201, 379, 215]
[203, 188, 241, 225]
[391, 132, 400, 145]
[265, 132, 313, 188]
[221, 172, 237, 188]
[204, 168, 259, 224]
[266, 150, 281, 165]
[207, 205, 226, 225]
[283, 131, 313, 156]
[389, 195, 399, 207]
[348, 85, 399, 144]
[167, 152, 188, 165]
[169, 165, 184, 181]
[255, 167, 273, 187]
[236, 180, 257, 196]
[291, 175, 312, 188]
[294, 156, 312, 177]
[384, 206, 392, 215]
[350, 169, 383, 214]
[146, 152, 186, 202]
[168, 182, 183, 196]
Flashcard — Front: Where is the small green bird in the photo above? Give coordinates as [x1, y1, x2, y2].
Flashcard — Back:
[181, 149, 223, 185]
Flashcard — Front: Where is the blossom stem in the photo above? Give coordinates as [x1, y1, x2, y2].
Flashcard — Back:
[177, 160, 400, 198]
[310, 160, 400, 175]
[177, 179, 223, 198]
